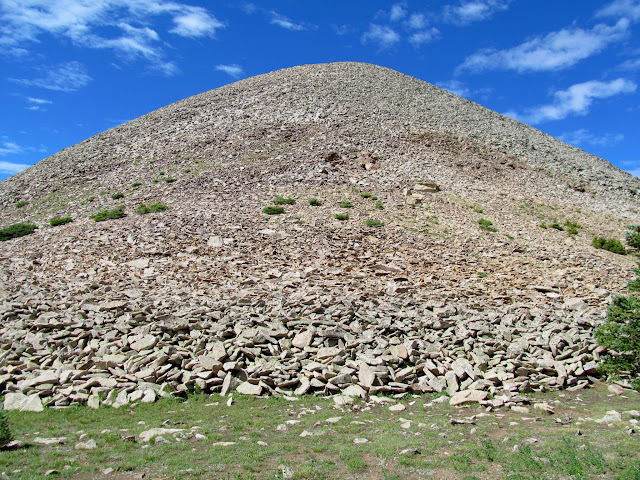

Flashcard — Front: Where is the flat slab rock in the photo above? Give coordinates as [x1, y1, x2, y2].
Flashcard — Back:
[449, 389, 488, 406]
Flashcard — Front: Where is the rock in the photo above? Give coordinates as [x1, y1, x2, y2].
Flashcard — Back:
[388, 403, 406, 412]
[198, 355, 223, 372]
[353, 438, 369, 444]
[221, 373, 240, 396]
[34, 437, 66, 445]
[342, 384, 367, 399]
[211, 441, 236, 447]
[236, 382, 262, 396]
[596, 411, 622, 424]
[139, 428, 183, 442]
[130, 334, 157, 351]
[75, 439, 97, 450]
[358, 362, 376, 389]
[449, 389, 488, 406]
[87, 395, 100, 410]
[292, 328, 316, 349]
[3, 392, 44, 412]
[608, 384, 626, 395]
[564, 298, 588, 311]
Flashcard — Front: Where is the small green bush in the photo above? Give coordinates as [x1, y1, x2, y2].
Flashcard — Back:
[263, 206, 285, 215]
[164, 178, 177, 183]
[15, 201, 28, 208]
[0, 409, 12, 447]
[87, 196, 95, 202]
[592, 236, 626, 255]
[478, 218, 497, 232]
[626, 225, 640, 249]
[360, 193, 372, 198]
[0, 223, 37, 241]
[338, 201, 353, 208]
[50, 217, 73, 227]
[90, 206, 126, 222]
[334, 213, 349, 221]
[375, 201, 384, 210]
[365, 219, 383, 227]
[308, 198, 322, 206]
[111, 193, 124, 200]
[159, 171, 165, 176]
[131, 182, 142, 188]
[550, 222, 564, 231]
[274, 196, 295, 205]
[565, 220, 581, 236]
[136, 203, 168, 214]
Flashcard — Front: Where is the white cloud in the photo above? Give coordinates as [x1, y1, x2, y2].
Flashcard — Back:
[0, 142, 21, 156]
[407, 13, 427, 29]
[437, 80, 472, 97]
[13, 61, 92, 92]
[170, 7, 224, 37]
[0, 160, 31, 175]
[557, 129, 624, 148]
[26, 97, 52, 104]
[215, 64, 244, 79]
[270, 12, 305, 31]
[504, 78, 637, 124]
[0, 1, 223, 72]
[390, 3, 407, 21]
[458, 19, 629, 73]
[409, 27, 440, 46]
[362, 24, 400, 49]
[619, 57, 640, 70]
[597, 0, 640, 21]
[443, 0, 511, 25]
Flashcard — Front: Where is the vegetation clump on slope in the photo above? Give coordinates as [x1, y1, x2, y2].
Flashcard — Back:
[0, 223, 37, 241]
[90, 206, 126, 222]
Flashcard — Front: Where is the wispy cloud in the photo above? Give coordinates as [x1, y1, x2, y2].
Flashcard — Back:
[0, 141, 21, 156]
[390, 3, 408, 21]
[558, 129, 625, 148]
[0, 1, 224, 73]
[362, 24, 400, 49]
[597, 0, 640, 21]
[215, 64, 244, 79]
[443, 0, 511, 25]
[504, 78, 637, 124]
[458, 19, 629, 73]
[269, 12, 306, 31]
[13, 61, 92, 92]
[409, 28, 440, 46]
[0, 160, 31, 175]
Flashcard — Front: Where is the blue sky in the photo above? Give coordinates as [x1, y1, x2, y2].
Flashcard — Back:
[1, 1, 639, 181]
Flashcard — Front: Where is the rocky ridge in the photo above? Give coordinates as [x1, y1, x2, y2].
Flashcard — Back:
[1, 62, 640, 411]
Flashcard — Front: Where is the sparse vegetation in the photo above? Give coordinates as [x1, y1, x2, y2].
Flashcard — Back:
[131, 182, 142, 188]
[15, 201, 28, 208]
[308, 198, 322, 206]
[49, 217, 73, 227]
[626, 225, 640, 250]
[136, 203, 168, 214]
[164, 178, 177, 183]
[263, 206, 285, 215]
[334, 213, 349, 221]
[360, 193, 372, 198]
[365, 219, 383, 227]
[90, 206, 126, 222]
[0, 223, 37, 241]
[595, 266, 640, 390]
[592, 236, 626, 255]
[274, 196, 295, 205]
[550, 222, 564, 231]
[375, 201, 384, 210]
[0, 408, 12, 448]
[338, 201, 353, 208]
[565, 220, 581, 236]
[478, 218, 497, 232]
[111, 193, 124, 200]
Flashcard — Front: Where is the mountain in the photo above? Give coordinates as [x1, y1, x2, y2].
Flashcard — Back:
[1, 62, 638, 409]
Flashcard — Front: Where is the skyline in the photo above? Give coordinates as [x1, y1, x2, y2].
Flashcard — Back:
[1, 1, 639, 181]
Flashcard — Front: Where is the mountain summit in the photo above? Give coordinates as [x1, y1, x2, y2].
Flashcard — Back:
[1, 62, 639, 407]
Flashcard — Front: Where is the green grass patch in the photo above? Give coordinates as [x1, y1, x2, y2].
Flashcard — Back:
[334, 213, 349, 221]
[15, 201, 28, 208]
[478, 218, 497, 232]
[375, 201, 384, 210]
[365, 219, 383, 227]
[49, 217, 73, 227]
[308, 198, 322, 206]
[274, 196, 295, 205]
[360, 193, 372, 198]
[111, 193, 124, 200]
[263, 206, 285, 215]
[164, 178, 177, 183]
[90, 206, 126, 222]
[338, 201, 353, 208]
[592, 236, 626, 255]
[131, 182, 142, 188]
[0, 222, 37, 241]
[136, 203, 169, 214]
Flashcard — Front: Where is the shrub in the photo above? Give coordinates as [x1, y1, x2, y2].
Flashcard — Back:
[595, 291, 640, 391]
[0, 409, 12, 448]
[164, 178, 177, 183]
[565, 220, 581, 236]
[87, 196, 95, 202]
[15, 201, 28, 208]
[366, 219, 383, 227]
[592, 236, 626, 255]
[478, 218, 497, 232]
[50, 217, 72, 227]
[360, 193, 372, 198]
[334, 213, 349, 221]
[375, 201, 384, 210]
[90, 206, 126, 222]
[274, 196, 295, 205]
[131, 182, 142, 188]
[136, 203, 168, 214]
[338, 201, 353, 208]
[263, 206, 285, 215]
[550, 222, 564, 231]
[0, 223, 37, 241]
[111, 193, 124, 200]
[308, 198, 322, 206]
[626, 225, 640, 249]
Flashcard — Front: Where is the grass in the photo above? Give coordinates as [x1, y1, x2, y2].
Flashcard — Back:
[375, 201, 384, 210]
[478, 218, 497, 232]
[131, 182, 142, 188]
[15, 201, 28, 208]
[49, 217, 73, 227]
[365, 219, 383, 227]
[1, 384, 638, 480]
[308, 198, 322, 206]
[274, 196, 295, 205]
[263, 206, 285, 215]
[0, 223, 37, 241]
[164, 178, 177, 183]
[90, 206, 126, 222]
[592, 236, 627, 255]
[111, 193, 124, 200]
[338, 201, 353, 208]
[136, 203, 169, 214]
[334, 213, 349, 221]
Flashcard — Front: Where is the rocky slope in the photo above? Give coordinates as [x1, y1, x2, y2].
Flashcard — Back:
[1, 62, 639, 411]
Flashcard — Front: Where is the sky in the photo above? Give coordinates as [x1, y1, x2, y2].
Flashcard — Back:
[1, 1, 640, 182]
